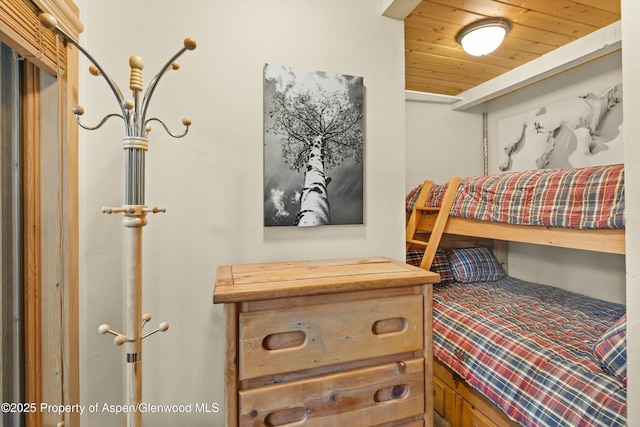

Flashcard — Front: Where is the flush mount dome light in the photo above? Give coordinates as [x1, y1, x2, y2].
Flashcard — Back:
[456, 18, 511, 57]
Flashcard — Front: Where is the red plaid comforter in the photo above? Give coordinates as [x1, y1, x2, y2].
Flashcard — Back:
[433, 277, 627, 426]
[407, 165, 625, 229]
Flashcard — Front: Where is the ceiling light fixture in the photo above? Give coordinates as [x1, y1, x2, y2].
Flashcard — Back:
[456, 18, 511, 57]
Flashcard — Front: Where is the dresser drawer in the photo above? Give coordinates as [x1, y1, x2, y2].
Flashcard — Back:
[238, 294, 424, 380]
[238, 358, 425, 426]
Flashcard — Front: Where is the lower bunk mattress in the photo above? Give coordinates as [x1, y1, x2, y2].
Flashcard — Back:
[433, 276, 627, 426]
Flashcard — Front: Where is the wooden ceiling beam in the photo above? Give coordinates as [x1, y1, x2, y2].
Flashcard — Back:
[516, 0, 620, 27]
[571, 0, 620, 15]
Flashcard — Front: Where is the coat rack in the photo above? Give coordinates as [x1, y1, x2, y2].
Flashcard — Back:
[39, 13, 196, 427]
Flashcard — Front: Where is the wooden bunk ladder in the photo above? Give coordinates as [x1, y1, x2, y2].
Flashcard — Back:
[406, 176, 461, 270]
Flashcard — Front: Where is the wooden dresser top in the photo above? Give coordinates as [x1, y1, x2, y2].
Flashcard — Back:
[213, 256, 439, 304]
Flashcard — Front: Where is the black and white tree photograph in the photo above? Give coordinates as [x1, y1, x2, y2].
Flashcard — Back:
[264, 64, 364, 227]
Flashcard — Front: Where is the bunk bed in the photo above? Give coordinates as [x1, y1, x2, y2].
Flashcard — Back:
[405, 164, 627, 427]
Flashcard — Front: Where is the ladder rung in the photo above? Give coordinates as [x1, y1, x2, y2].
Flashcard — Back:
[407, 239, 429, 246]
[415, 206, 440, 212]
[406, 176, 461, 271]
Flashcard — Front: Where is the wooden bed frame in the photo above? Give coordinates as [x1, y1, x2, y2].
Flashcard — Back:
[406, 185, 625, 256]
[442, 217, 625, 255]
[406, 177, 626, 427]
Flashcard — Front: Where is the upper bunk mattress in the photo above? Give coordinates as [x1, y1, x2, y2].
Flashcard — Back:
[407, 164, 625, 229]
[434, 277, 626, 426]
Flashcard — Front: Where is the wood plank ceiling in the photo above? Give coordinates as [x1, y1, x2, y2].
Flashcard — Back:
[405, 0, 621, 96]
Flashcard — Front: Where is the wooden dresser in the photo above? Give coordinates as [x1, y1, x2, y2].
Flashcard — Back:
[213, 257, 439, 427]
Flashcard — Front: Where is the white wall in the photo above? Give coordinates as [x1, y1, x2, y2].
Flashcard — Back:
[405, 99, 483, 191]
[77, 1, 406, 425]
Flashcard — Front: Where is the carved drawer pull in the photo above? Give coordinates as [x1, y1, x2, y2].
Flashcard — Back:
[262, 330, 306, 351]
[372, 317, 407, 335]
[264, 406, 308, 426]
[374, 384, 409, 402]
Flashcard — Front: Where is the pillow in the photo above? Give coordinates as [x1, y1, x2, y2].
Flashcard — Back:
[406, 185, 422, 214]
[447, 247, 504, 283]
[593, 314, 627, 385]
[405, 249, 423, 268]
[406, 249, 455, 284]
[430, 250, 455, 284]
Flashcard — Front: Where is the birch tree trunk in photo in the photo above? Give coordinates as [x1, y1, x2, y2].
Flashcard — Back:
[297, 136, 330, 226]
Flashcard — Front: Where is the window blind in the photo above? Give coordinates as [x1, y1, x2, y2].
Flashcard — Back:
[0, 0, 80, 74]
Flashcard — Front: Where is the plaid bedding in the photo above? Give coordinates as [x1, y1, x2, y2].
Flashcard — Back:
[407, 164, 625, 229]
[433, 277, 627, 426]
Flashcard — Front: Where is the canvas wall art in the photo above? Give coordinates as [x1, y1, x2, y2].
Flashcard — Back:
[263, 64, 364, 227]
[498, 84, 623, 171]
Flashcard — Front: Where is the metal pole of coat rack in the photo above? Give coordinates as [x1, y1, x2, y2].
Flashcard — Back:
[39, 13, 196, 427]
